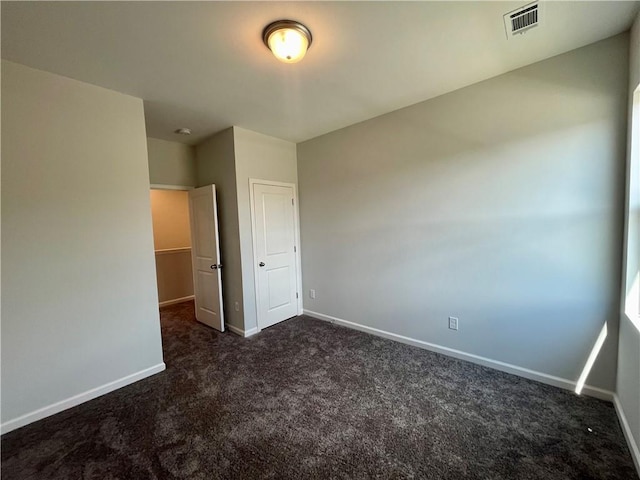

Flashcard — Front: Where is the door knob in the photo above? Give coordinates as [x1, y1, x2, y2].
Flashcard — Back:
[211, 265, 218, 270]
[259, 262, 265, 267]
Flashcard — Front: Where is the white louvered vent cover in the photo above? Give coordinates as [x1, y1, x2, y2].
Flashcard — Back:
[503, 2, 542, 39]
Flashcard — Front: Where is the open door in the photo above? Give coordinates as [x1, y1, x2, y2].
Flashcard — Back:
[188, 185, 224, 331]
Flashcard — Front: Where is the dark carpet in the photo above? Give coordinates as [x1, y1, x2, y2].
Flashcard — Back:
[1, 301, 636, 479]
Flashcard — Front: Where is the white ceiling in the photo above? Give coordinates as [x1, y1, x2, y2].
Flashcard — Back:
[2, 1, 639, 145]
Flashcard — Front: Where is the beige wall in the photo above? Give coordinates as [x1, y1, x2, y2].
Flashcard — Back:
[233, 126, 298, 332]
[196, 128, 244, 329]
[147, 137, 196, 187]
[616, 12, 640, 471]
[297, 34, 628, 393]
[1, 61, 164, 430]
[150, 189, 192, 250]
[150, 189, 194, 304]
[155, 250, 194, 304]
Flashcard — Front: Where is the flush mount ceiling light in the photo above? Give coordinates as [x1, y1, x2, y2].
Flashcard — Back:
[262, 20, 312, 64]
[174, 128, 192, 135]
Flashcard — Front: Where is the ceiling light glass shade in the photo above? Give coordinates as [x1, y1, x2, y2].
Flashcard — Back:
[263, 20, 312, 64]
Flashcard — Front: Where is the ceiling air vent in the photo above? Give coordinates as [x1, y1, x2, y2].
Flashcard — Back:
[503, 2, 542, 39]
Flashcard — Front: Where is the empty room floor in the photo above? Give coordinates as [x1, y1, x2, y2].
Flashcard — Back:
[1, 301, 636, 479]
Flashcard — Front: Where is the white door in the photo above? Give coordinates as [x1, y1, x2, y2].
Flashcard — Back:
[252, 182, 299, 330]
[188, 185, 224, 331]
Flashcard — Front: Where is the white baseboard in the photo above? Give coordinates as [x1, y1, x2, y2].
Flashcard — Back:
[227, 324, 258, 338]
[303, 309, 614, 402]
[159, 295, 194, 307]
[1, 363, 166, 435]
[614, 394, 640, 476]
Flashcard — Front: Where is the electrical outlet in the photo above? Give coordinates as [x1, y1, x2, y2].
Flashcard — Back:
[309, 289, 316, 299]
[234, 302, 240, 312]
[448, 316, 459, 330]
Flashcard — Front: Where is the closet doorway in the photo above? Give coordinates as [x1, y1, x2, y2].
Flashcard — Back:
[150, 187, 194, 307]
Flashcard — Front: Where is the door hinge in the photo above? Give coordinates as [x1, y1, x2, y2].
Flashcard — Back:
[296, 292, 299, 299]
[292, 198, 294, 206]
[294, 245, 297, 252]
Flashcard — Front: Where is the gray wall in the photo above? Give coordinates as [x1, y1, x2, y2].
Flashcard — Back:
[617, 12, 640, 467]
[1, 61, 164, 428]
[233, 127, 298, 332]
[297, 34, 629, 392]
[196, 128, 245, 330]
[147, 137, 197, 187]
[194, 127, 297, 332]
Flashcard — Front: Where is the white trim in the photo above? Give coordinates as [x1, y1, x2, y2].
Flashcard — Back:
[293, 183, 304, 317]
[249, 179, 303, 333]
[614, 394, 640, 476]
[154, 247, 191, 256]
[159, 295, 194, 307]
[226, 324, 258, 338]
[150, 184, 194, 191]
[0, 363, 166, 434]
[303, 309, 614, 402]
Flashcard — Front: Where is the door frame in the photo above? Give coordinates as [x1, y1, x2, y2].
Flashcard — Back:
[249, 178, 303, 332]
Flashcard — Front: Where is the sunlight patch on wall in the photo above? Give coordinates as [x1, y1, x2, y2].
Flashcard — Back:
[575, 323, 608, 395]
